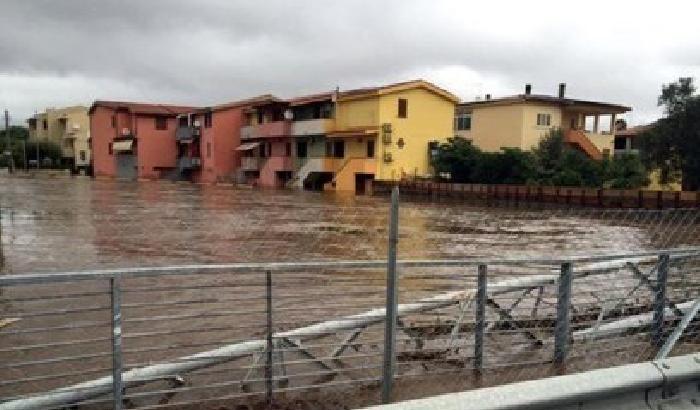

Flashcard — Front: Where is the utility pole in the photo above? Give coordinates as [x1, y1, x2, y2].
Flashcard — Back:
[4, 110, 13, 173]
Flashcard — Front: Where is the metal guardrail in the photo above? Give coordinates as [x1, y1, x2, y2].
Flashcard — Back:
[360, 352, 700, 410]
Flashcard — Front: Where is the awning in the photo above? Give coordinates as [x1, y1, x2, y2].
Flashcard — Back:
[112, 140, 133, 153]
[235, 142, 261, 151]
[327, 130, 378, 138]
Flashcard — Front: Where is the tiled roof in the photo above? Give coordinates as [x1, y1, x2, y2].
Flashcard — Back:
[208, 94, 283, 112]
[89, 100, 197, 116]
[459, 94, 631, 112]
[615, 123, 655, 137]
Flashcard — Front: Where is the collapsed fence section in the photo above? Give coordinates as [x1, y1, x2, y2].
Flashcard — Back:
[2, 249, 700, 410]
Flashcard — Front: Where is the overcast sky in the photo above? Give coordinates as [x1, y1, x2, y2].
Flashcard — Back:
[1, 0, 698, 125]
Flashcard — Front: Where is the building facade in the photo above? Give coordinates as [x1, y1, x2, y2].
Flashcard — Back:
[90, 101, 195, 180]
[235, 80, 458, 193]
[27, 106, 91, 172]
[455, 84, 631, 160]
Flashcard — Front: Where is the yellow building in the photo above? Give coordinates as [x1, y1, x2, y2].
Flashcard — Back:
[28, 106, 91, 172]
[288, 80, 459, 193]
[455, 84, 631, 159]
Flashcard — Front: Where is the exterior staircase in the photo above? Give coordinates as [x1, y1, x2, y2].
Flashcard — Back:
[565, 129, 603, 160]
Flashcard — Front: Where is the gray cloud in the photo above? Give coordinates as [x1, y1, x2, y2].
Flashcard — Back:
[1, 0, 698, 125]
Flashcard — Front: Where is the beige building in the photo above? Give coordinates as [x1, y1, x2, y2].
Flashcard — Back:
[28, 106, 91, 172]
[455, 84, 631, 159]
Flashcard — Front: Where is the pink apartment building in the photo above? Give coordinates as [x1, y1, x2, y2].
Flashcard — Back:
[90, 101, 196, 180]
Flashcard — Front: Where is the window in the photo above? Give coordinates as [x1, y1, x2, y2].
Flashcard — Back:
[178, 116, 188, 127]
[155, 116, 167, 130]
[206, 142, 211, 158]
[333, 140, 345, 158]
[296, 141, 307, 158]
[80, 151, 86, 161]
[43, 120, 48, 130]
[536, 113, 551, 126]
[455, 114, 471, 131]
[204, 112, 213, 128]
[614, 136, 627, 150]
[111, 115, 117, 128]
[108, 142, 113, 155]
[285, 142, 291, 157]
[398, 98, 408, 118]
[367, 140, 375, 158]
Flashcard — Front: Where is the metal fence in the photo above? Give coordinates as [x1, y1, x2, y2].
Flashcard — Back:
[2, 187, 700, 410]
[1, 177, 700, 409]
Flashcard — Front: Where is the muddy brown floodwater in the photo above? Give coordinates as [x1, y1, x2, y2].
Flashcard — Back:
[1, 176, 696, 274]
[1, 177, 699, 409]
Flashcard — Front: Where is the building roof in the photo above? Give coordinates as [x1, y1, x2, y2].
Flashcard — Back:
[337, 79, 460, 103]
[88, 100, 198, 116]
[458, 94, 631, 113]
[207, 94, 284, 112]
[287, 92, 334, 106]
[615, 123, 654, 137]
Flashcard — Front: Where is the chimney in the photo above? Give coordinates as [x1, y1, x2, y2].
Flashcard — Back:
[558, 83, 566, 98]
[525, 84, 532, 95]
[485, 94, 491, 100]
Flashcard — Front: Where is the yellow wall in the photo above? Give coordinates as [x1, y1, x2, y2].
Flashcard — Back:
[468, 104, 525, 151]
[520, 103, 562, 150]
[375, 88, 455, 180]
[335, 97, 380, 129]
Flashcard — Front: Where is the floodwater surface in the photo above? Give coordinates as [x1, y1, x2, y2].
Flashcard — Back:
[1, 176, 696, 274]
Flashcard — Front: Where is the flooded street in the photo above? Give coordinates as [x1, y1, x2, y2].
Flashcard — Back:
[1, 177, 699, 409]
[0, 176, 697, 274]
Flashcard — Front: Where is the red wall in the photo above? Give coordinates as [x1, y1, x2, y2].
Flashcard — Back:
[91, 106, 119, 177]
[196, 107, 243, 183]
[135, 116, 178, 179]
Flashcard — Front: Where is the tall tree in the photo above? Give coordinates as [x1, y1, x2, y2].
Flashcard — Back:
[640, 77, 700, 190]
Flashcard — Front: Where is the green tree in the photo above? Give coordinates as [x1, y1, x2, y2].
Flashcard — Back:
[639, 77, 700, 190]
[432, 137, 482, 182]
[601, 154, 650, 189]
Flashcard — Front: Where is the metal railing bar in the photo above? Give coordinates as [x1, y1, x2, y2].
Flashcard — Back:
[0, 350, 113, 369]
[0, 366, 113, 387]
[0, 321, 110, 335]
[3, 248, 699, 285]
[0, 336, 111, 353]
[0, 291, 109, 303]
[4, 305, 111, 319]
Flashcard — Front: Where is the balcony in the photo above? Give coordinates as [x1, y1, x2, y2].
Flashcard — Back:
[241, 121, 291, 140]
[291, 119, 334, 136]
[176, 126, 201, 143]
[240, 156, 261, 171]
[178, 156, 201, 170]
[264, 156, 294, 172]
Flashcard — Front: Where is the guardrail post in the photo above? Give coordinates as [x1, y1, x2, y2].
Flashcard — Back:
[652, 254, 669, 348]
[110, 275, 123, 410]
[265, 270, 273, 408]
[382, 186, 399, 404]
[474, 264, 487, 373]
[554, 262, 573, 371]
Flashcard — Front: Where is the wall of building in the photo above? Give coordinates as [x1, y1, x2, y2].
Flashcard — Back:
[468, 104, 525, 152]
[134, 116, 178, 179]
[519, 103, 562, 150]
[90, 106, 118, 177]
[335, 97, 380, 130]
[376, 88, 455, 180]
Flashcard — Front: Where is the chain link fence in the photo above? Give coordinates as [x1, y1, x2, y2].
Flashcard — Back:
[1, 177, 700, 409]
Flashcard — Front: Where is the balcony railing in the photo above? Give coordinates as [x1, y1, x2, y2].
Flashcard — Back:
[178, 156, 201, 170]
[240, 156, 261, 170]
[176, 126, 201, 142]
[240, 121, 291, 140]
[291, 118, 334, 136]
